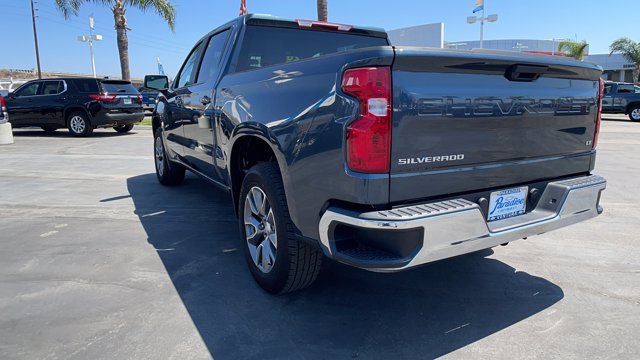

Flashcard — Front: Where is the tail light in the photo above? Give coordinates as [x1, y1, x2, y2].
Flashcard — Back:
[341, 67, 391, 173]
[593, 78, 604, 149]
[0, 95, 5, 109]
[89, 94, 117, 101]
[137, 94, 142, 102]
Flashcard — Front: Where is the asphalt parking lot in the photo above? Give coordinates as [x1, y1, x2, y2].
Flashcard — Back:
[0, 115, 639, 359]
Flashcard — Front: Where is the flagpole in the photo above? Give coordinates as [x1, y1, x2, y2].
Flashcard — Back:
[479, 3, 485, 48]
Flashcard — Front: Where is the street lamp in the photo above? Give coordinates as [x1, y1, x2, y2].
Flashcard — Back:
[467, 13, 498, 49]
[78, 16, 102, 78]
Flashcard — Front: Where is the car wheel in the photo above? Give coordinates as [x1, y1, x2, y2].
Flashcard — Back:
[67, 111, 93, 137]
[41, 126, 57, 133]
[114, 124, 134, 133]
[629, 106, 640, 122]
[154, 128, 185, 186]
[239, 162, 322, 294]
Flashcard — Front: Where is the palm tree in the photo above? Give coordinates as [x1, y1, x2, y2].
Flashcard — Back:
[317, 0, 327, 22]
[610, 37, 640, 83]
[558, 40, 589, 60]
[55, 0, 176, 81]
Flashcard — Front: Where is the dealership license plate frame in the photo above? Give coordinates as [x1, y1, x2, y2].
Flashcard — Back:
[487, 186, 528, 221]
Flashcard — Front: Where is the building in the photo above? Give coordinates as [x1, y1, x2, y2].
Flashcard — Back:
[388, 24, 636, 83]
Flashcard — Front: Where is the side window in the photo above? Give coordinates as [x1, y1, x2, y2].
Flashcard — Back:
[175, 42, 204, 89]
[72, 79, 100, 93]
[15, 82, 41, 97]
[41, 81, 63, 95]
[617, 84, 634, 93]
[196, 30, 231, 84]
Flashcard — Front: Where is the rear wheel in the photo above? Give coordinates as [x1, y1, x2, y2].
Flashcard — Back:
[67, 111, 93, 137]
[238, 162, 322, 294]
[629, 106, 640, 122]
[114, 124, 134, 133]
[154, 128, 185, 186]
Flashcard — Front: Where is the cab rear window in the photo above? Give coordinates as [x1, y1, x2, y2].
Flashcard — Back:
[235, 26, 388, 72]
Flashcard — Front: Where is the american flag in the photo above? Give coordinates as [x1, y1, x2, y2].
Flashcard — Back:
[239, 0, 247, 16]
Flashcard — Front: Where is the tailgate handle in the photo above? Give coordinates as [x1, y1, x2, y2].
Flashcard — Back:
[505, 64, 548, 82]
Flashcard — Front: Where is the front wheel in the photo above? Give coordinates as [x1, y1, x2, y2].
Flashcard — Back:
[154, 128, 185, 186]
[239, 162, 322, 294]
[629, 106, 640, 122]
[114, 124, 134, 133]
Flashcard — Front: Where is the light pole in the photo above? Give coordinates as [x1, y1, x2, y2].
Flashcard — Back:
[78, 16, 102, 78]
[467, 13, 498, 49]
[30, 0, 42, 79]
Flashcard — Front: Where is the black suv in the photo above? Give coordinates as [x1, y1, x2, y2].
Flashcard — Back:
[4, 77, 144, 136]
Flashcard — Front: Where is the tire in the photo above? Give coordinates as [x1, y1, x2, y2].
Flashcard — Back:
[154, 128, 185, 186]
[67, 111, 93, 137]
[629, 106, 640, 122]
[238, 162, 322, 294]
[41, 126, 57, 133]
[114, 124, 134, 133]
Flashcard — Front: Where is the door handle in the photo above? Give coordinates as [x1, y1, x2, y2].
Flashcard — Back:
[201, 96, 211, 105]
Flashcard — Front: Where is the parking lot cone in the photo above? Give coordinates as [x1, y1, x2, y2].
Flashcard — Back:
[0, 122, 14, 145]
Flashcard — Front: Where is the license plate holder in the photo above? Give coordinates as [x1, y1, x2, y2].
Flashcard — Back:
[487, 186, 528, 221]
[124, 98, 132, 105]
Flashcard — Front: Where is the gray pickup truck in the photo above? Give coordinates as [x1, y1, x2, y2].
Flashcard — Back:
[602, 81, 640, 121]
[152, 14, 607, 293]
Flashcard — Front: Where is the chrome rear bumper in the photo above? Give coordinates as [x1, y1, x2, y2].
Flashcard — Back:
[318, 175, 606, 272]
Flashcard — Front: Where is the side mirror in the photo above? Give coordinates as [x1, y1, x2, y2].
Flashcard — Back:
[143, 75, 169, 91]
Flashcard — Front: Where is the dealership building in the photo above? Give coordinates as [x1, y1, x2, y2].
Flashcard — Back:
[387, 23, 634, 82]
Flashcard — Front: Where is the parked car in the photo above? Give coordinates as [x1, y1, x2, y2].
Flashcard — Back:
[0, 93, 8, 123]
[5, 77, 144, 136]
[139, 75, 169, 112]
[153, 14, 607, 294]
[602, 81, 640, 121]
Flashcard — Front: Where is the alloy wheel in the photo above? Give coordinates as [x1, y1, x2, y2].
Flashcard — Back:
[70, 115, 85, 134]
[244, 186, 277, 273]
[155, 137, 165, 177]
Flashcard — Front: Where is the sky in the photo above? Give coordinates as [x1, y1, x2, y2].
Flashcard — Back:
[1, 0, 638, 79]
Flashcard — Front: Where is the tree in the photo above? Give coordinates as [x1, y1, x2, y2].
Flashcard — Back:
[610, 37, 640, 83]
[55, 0, 176, 81]
[558, 40, 589, 60]
[317, 0, 327, 22]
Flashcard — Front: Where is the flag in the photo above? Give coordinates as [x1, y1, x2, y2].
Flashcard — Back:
[157, 58, 165, 75]
[239, 0, 247, 16]
[473, 0, 484, 13]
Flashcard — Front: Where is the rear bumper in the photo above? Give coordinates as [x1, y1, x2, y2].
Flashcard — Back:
[318, 174, 606, 272]
[93, 111, 144, 127]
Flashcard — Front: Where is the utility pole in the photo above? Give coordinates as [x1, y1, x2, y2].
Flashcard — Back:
[30, 0, 42, 79]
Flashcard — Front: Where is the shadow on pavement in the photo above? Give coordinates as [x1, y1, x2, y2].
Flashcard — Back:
[12, 129, 137, 138]
[127, 173, 564, 359]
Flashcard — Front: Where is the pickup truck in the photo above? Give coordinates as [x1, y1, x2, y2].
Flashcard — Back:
[602, 81, 640, 121]
[152, 14, 607, 294]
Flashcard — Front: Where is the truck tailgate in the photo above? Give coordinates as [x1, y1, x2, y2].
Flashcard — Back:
[390, 48, 602, 203]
